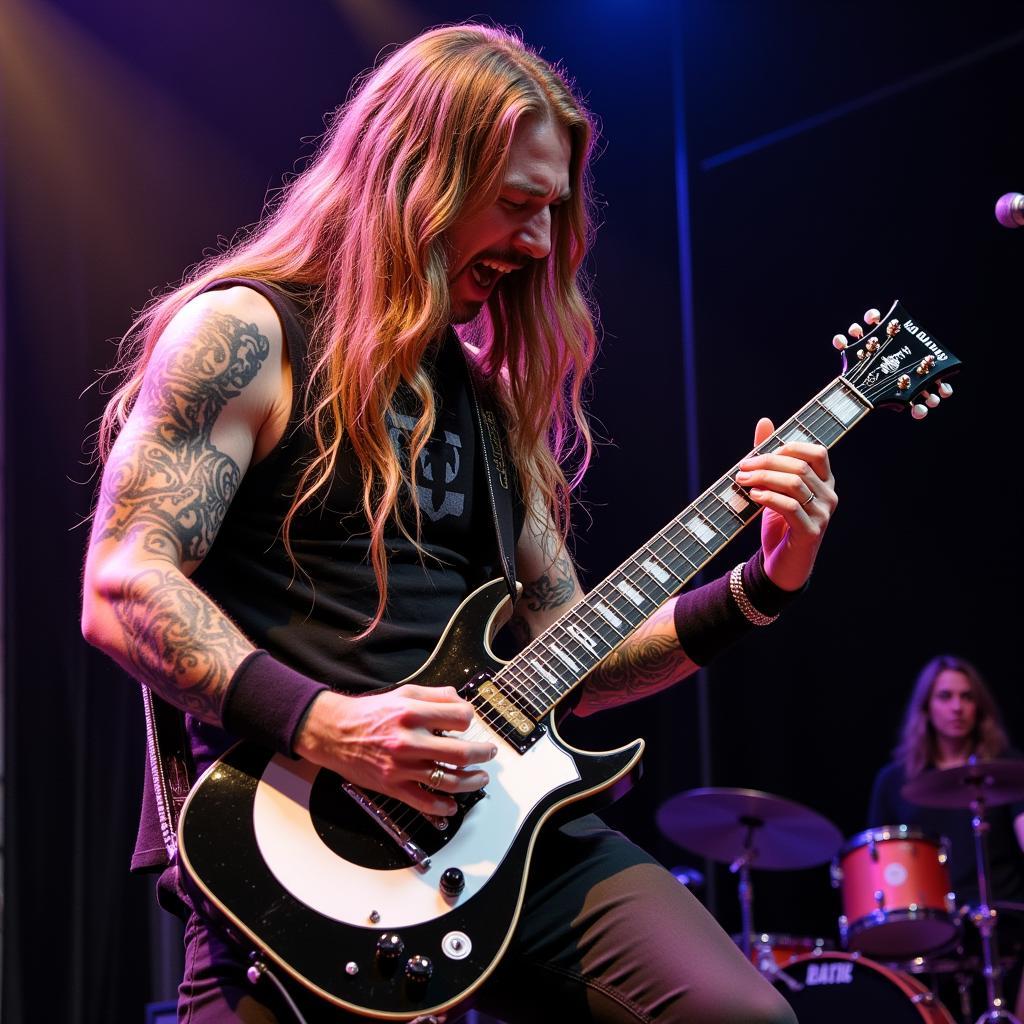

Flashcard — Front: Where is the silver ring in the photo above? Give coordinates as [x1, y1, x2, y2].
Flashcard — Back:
[801, 491, 816, 507]
[429, 766, 445, 788]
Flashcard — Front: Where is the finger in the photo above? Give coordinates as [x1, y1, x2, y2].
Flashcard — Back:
[747, 488, 824, 531]
[405, 697, 476, 733]
[422, 734, 499, 768]
[753, 417, 774, 448]
[395, 780, 459, 817]
[739, 450, 830, 483]
[745, 443, 832, 482]
[420, 764, 490, 793]
[737, 468, 817, 503]
[397, 684, 465, 704]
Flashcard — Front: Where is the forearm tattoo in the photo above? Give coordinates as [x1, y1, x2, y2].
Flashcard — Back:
[521, 553, 577, 612]
[113, 567, 251, 721]
[583, 628, 696, 712]
[95, 313, 270, 562]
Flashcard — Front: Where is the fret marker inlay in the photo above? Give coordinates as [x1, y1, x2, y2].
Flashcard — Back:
[567, 624, 598, 653]
[595, 603, 623, 629]
[641, 559, 671, 585]
[616, 581, 645, 606]
[551, 644, 582, 672]
[529, 659, 558, 686]
[687, 517, 717, 545]
[823, 388, 861, 425]
[720, 483, 751, 515]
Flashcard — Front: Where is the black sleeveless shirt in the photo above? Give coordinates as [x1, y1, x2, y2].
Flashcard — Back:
[133, 279, 524, 869]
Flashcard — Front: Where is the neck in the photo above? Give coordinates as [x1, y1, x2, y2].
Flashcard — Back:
[934, 734, 973, 768]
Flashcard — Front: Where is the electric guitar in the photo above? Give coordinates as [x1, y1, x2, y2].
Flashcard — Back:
[178, 300, 960, 1020]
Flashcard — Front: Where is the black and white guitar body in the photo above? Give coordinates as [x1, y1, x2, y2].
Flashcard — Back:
[179, 577, 645, 1020]
[179, 301, 961, 1020]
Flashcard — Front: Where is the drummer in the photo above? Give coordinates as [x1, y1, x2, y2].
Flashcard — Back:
[868, 654, 1024, 1014]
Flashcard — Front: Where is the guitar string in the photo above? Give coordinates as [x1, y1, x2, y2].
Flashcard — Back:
[352, 317, 950, 845]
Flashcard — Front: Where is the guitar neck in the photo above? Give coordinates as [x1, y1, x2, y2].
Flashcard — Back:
[497, 376, 872, 717]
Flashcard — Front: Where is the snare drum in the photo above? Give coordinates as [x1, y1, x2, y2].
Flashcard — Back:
[772, 952, 956, 1023]
[832, 825, 958, 958]
[733, 932, 833, 968]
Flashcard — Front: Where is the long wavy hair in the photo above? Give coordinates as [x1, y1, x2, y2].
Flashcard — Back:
[894, 655, 1009, 778]
[97, 24, 599, 632]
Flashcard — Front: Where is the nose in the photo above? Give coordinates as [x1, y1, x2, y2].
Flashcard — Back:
[513, 206, 552, 260]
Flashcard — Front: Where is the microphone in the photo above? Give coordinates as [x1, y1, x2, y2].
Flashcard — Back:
[995, 192, 1024, 228]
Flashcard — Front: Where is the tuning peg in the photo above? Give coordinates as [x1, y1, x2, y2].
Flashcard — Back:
[938, 381, 953, 399]
[921, 390, 941, 408]
[832, 333, 848, 350]
[911, 403, 928, 420]
[848, 323, 864, 340]
[864, 308, 881, 325]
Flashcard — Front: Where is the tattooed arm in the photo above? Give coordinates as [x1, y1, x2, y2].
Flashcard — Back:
[508, 499, 700, 719]
[81, 286, 290, 724]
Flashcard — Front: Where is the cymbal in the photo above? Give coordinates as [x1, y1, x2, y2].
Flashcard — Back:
[655, 787, 843, 869]
[900, 759, 1024, 809]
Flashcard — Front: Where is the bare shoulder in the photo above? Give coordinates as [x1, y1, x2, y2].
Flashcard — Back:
[143, 284, 289, 420]
[163, 284, 285, 368]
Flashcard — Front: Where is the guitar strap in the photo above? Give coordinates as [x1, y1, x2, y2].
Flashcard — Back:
[142, 318, 519, 861]
[457, 338, 519, 603]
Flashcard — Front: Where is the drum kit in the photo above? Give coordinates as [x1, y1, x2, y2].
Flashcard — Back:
[656, 758, 1024, 1023]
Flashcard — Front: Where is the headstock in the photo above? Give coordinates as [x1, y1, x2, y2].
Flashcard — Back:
[831, 301, 961, 419]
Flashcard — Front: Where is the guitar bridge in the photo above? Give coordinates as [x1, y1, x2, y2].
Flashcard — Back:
[340, 781, 432, 869]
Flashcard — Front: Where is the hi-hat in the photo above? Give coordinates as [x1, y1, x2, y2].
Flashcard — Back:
[656, 787, 843, 869]
[901, 759, 1024, 809]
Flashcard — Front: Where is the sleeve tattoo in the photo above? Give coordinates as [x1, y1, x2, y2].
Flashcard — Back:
[94, 313, 270, 562]
[92, 313, 270, 718]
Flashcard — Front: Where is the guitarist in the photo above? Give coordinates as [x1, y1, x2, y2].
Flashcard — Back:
[82, 23, 837, 1024]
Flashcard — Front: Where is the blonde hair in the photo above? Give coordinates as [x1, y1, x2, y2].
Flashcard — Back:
[895, 655, 1009, 778]
[98, 24, 598, 632]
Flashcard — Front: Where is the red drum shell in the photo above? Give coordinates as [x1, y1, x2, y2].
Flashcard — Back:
[835, 826, 957, 958]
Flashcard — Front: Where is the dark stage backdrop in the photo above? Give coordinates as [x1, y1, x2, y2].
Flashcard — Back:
[2, 2, 1021, 1021]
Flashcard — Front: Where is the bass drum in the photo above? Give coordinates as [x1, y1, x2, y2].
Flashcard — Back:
[772, 952, 955, 1023]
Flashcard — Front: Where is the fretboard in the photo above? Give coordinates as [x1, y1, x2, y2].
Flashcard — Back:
[495, 376, 872, 718]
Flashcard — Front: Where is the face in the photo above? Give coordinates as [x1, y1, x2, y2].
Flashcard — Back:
[445, 114, 572, 324]
[927, 669, 978, 743]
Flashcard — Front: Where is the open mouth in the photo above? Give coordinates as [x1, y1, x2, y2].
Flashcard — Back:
[469, 258, 518, 289]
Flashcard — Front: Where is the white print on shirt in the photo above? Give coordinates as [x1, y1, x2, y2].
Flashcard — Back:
[389, 414, 465, 522]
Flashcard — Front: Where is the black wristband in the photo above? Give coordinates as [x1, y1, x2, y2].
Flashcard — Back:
[222, 650, 329, 756]
[743, 548, 808, 616]
[673, 550, 806, 666]
[672, 567, 750, 667]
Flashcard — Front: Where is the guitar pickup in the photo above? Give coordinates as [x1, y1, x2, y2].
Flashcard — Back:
[461, 674, 546, 755]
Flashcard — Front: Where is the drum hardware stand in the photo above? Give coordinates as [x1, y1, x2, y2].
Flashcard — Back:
[966, 780, 1021, 1023]
[728, 816, 804, 993]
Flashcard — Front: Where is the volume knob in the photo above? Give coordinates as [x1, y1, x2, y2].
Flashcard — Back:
[440, 867, 466, 898]
[376, 933, 405, 962]
[405, 954, 433, 983]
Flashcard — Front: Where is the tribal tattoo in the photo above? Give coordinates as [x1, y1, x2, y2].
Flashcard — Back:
[112, 567, 251, 721]
[95, 313, 270, 563]
[521, 553, 577, 612]
[581, 621, 697, 712]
